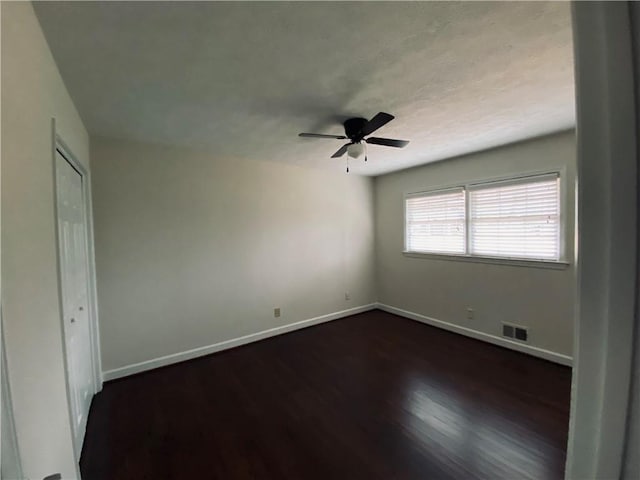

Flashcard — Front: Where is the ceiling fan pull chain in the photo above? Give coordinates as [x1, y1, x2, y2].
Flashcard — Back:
[346, 156, 350, 173]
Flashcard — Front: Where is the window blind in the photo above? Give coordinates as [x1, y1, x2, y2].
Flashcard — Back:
[468, 174, 560, 260]
[405, 188, 465, 254]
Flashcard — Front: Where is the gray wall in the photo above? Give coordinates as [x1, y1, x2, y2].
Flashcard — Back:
[374, 131, 576, 358]
[91, 138, 376, 374]
[1, 2, 89, 478]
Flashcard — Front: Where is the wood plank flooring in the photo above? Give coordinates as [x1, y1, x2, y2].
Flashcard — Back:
[80, 310, 571, 479]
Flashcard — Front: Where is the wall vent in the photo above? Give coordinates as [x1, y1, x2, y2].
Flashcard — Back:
[502, 323, 528, 343]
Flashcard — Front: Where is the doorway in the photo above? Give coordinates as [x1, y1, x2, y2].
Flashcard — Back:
[54, 144, 99, 455]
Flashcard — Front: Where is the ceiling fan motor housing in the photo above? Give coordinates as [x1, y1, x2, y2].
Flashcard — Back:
[343, 117, 368, 141]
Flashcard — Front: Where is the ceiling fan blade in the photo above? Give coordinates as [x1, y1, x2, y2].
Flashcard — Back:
[360, 112, 395, 137]
[366, 137, 409, 148]
[299, 133, 347, 139]
[331, 143, 351, 158]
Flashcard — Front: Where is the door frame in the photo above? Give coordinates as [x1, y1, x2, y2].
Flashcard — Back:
[1, 313, 24, 480]
[52, 121, 102, 463]
[567, 2, 637, 478]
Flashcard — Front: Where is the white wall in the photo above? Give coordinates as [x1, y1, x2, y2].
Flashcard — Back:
[91, 137, 375, 375]
[374, 131, 576, 359]
[1, 2, 90, 479]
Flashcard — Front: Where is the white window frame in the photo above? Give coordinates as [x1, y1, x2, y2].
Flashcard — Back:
[403, 170, 570, 269]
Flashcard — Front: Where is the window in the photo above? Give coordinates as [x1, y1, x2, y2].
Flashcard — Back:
[405, 173, 562, 262]
[405, 188, 465, 254]
[469, 175, 560, 260]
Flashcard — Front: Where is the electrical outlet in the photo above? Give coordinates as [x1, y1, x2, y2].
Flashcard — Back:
[345, 292, 350, 301]
[466, 308, 474, 320]
[274, 307, 281, 318]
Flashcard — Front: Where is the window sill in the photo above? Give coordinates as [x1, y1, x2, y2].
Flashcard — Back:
[402, 251, 570, 270]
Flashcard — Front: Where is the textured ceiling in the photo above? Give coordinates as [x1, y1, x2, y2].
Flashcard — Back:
[34, 1, 575, 176]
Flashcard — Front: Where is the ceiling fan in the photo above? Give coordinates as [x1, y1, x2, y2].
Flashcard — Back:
[298, 112, 409, 171]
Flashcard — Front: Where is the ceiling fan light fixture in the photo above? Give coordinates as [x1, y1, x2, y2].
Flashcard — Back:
[347, 142, 365, 159]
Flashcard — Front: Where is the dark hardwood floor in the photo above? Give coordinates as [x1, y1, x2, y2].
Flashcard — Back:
[80, 310, 571, 480]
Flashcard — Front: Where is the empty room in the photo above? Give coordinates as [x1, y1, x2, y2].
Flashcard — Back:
[2, 1, 639, 480]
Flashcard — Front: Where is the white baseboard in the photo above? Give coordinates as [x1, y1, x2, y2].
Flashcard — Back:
[103, 303, 377, 381]
[376, 303, 573, 367]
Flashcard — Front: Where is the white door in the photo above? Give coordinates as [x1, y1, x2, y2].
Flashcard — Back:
[55, 150, 94, 452]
